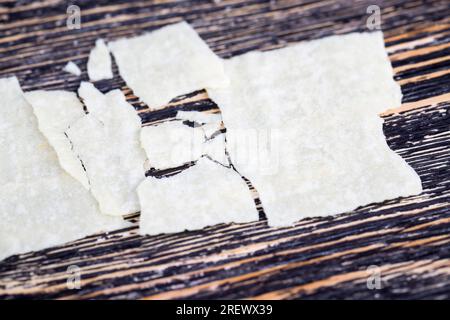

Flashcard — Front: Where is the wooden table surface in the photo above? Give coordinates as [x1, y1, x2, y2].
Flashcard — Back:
[0, 0, 449, 299]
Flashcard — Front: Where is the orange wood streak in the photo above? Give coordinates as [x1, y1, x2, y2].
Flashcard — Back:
[251, 259, 450, 299]
[140, 244, 385, 300]
[389, 42, 450, 62]
[393, 56, 450, 73]
[384, 23, 450, 43]
[380, 93, 450, 116]
[397, 69, 450, 85]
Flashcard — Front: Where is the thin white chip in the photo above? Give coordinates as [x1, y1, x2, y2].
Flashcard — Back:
[25, 90, 89, 189]
[138, 157, 257, 235]
[66, 82, 147, 216]
[108, 21, 228, 109]
[208, 32, 422, 227]
[87, 39, 113, 81]
[140, 120, 205, 169]
[0, 77, 128, 262]
[63, 61, 81, 76]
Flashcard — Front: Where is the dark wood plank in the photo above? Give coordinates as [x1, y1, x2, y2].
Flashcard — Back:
[0, 0, 449, 299]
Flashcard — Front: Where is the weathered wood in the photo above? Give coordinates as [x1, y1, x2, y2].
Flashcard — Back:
[0, 0, 449, 299]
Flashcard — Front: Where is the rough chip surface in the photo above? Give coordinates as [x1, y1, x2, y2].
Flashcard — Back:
[0, 77, 127, 262]
[208, 32, 423, 227]
[25, 90, 89, 188]
[138, 157, 258, 235]
[66, 82, 147, 216]
[109, 21, 228, 109]
[87, 39, 113, 81]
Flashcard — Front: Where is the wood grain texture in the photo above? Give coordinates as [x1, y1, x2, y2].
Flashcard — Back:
[0, 0, 449, 299]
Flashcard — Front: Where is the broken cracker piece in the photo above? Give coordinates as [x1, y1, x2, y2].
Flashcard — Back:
[87, 39, 113, 81]
[66, 82, 147, 216]
[108, 21, 228, 109]
[138, 157, 257, 235]
[25, 90, 89, 189]
[208, 31, 422, 227]
[0, 175, 128, 262]
[0, 77, 128, 262]
[140, 120, 205, 170]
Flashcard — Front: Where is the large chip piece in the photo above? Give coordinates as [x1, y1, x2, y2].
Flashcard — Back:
[108, 21, 228, 109]
[0, 77, 127, 262]
[208, 32, 423, 227]
[138, 157, 257, 235]
[25, 90, 89, 188]
[66, 82, 147, 216]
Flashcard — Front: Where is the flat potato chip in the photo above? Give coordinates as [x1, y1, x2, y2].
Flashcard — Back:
[138, 157, 257, 235]
[208, 32, 422, 227]
[109, 21, 228, 109]
[26, 90, 89, 188]
[0, 77, 128, 262]
[66, 82, 147, 216]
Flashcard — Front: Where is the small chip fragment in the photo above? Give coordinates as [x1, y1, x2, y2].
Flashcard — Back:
[63, 61, 81, 76]
[208, 32, 423, 227]
[87, 39, 113, 81]
[66, 82, 147, 216]
[138, 157, 257, 235]
[25, 90, 89, 188]
[0, 77, 128, 262]
[140, 120, 205, 169]
[108, 21, 228, 108]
